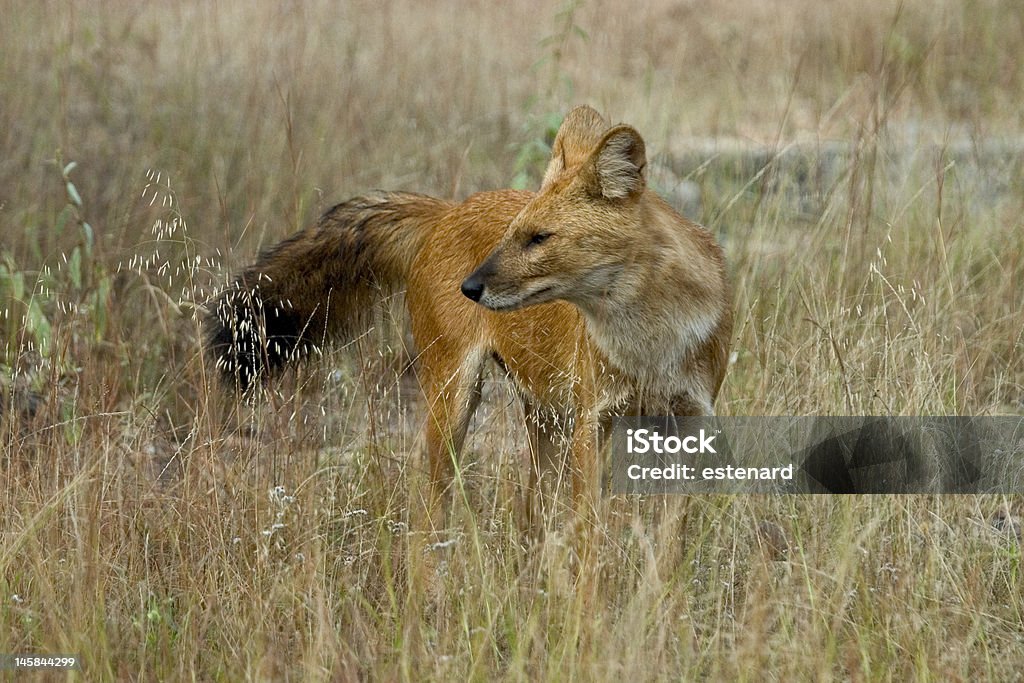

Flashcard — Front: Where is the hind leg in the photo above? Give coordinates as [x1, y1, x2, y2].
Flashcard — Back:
[414, 346, 487, 530]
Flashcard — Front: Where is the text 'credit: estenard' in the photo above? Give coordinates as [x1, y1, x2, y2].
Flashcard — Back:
[624, 428, 794, 482]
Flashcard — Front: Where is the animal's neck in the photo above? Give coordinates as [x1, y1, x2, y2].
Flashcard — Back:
[576, 245, 719, 398]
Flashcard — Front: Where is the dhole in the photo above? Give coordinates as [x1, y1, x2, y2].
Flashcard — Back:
[206, 105, 731, 519]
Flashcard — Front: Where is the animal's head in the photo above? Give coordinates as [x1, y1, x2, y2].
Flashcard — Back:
[461, 105, 648, 311]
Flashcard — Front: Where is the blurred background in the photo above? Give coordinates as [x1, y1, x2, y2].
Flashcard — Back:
[3, 0, 1022, 258]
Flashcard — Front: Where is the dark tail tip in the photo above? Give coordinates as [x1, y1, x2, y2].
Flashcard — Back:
[204, 281, 308, 393]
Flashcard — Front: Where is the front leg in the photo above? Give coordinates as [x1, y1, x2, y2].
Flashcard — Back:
[569, 406, 602, 514]
[671, 390, 714, 417]
[522, 398, 568, 531]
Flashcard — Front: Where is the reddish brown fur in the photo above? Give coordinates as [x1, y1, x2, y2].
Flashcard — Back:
[206, 106, 732, 522]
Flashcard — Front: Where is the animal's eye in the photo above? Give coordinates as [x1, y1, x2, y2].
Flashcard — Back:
[527, 232, 552, 247]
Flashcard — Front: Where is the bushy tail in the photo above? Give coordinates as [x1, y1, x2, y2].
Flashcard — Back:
[205, 191, 450, 390]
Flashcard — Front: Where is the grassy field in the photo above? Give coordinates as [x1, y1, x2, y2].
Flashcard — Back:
[2, 0, 1023, 680]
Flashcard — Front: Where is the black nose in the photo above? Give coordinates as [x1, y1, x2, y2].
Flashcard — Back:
[461, 274, 485, 302]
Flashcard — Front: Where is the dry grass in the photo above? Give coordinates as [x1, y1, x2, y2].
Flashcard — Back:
[2, 0, 1023, 680]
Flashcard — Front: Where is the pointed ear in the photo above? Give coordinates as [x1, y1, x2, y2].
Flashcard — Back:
[588, 125, 647, 201]
[541, 138, 567, 189]
[541, 105, 609, 188]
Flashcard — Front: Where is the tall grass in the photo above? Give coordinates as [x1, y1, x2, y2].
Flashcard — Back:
[1, 1, 1022, 680]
